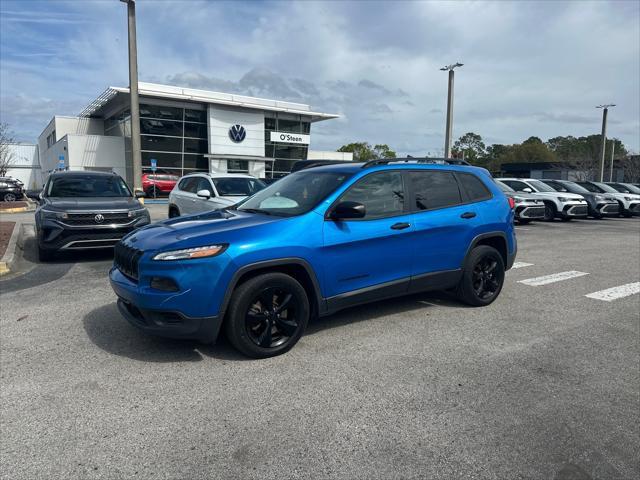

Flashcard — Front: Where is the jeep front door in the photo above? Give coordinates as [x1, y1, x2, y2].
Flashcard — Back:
[322, 170, 415, 302]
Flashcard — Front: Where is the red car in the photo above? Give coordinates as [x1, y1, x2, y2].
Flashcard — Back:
[142, 172, 179, 197]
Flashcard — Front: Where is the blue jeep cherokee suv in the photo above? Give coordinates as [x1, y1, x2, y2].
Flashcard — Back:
[110, 159, 516, 358]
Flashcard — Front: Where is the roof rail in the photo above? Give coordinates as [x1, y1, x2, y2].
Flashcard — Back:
[361, 157, 471, 168]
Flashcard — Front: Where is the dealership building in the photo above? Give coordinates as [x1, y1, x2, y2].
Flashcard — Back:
[37, 82, 350, 185]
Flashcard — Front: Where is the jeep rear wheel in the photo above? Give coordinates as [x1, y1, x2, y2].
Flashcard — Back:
[456, 245, 505, 307]
[168, 206, 180, 218]
[224, 273, 309, 358]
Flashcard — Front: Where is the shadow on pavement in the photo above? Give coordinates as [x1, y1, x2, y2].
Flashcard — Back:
[84, 291, 465, 363]
[82, 303, 250, 363]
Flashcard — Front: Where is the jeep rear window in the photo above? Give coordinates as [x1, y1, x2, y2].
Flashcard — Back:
[237, 171, 352, 216]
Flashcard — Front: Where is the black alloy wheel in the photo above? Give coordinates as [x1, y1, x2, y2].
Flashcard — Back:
[471, 257, 501, 301]
[3, 192, 17, 202]
[456, 245, 505, 307]
[225, 272, 310, 358]
[245, 287, 300, 349]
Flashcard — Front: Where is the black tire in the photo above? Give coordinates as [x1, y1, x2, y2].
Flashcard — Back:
[38, 245, 53, 262]
[168, 206, 180, 218]
[543, 202, 556, 221]
[3, 192, 17, 202]
[146, 186, 159, 198]
[456, 245, 505, 307]
[224, 272, 310, 358]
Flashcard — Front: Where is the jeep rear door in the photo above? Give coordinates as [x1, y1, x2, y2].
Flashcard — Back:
[322, 170, 414, 301]
[407, 170, 487, 287]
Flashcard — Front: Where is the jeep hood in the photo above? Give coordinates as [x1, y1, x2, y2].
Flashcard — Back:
[122, 209, 281, 251]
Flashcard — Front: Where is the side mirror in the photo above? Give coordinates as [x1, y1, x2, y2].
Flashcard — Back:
[135, 191, 146, 199]
[197, 189, 211, 199]
[522, 187, 533, 193]
[330, 201, 366, 220]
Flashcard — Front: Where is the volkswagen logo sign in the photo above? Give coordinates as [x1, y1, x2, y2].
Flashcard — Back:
[94, 213, 105, 224]
[228, 124, 247, 143]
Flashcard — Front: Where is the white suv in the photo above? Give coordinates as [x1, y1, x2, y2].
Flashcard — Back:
[497, 178, 588, 221]
[168, 173, 266, 217]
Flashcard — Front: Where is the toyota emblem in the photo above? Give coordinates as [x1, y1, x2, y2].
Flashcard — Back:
[94, 214, 105, 224]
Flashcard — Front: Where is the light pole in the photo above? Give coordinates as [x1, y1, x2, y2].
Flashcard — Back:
[440, 62, 463, 159]
[596, 104, 615, 182]
[120, 0, 142, 195]
[609, 139, 616, 182]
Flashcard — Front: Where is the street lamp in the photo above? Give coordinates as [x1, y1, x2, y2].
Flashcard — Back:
[596, 104, 615, 182]
[120, 0, 143, 195]
[441, 63, 463, 159]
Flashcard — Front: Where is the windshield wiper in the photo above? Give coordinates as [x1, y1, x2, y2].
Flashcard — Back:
[239, 208, 274, 216]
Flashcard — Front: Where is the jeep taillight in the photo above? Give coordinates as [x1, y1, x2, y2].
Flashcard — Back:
[508, 197, 515, 209]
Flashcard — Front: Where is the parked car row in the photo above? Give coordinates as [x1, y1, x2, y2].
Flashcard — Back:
[495, 178, 640, 223]
[0, 176, 25, 202]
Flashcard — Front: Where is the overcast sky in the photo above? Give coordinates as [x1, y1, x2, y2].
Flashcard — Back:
[1, 0, 639, 154]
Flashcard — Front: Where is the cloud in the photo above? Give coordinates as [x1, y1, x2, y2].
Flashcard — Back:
[0, 0, 638, 154]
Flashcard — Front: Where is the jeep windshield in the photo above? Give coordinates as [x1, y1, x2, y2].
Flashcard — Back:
[236, 170, 352, 217]
[47, 176, 132, 197]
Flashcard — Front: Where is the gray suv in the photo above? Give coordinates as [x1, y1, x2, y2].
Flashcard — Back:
[30, 171, 150, 261]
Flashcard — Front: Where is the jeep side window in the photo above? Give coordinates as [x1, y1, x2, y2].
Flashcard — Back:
[339, 171, 405, 219]
[457, 173, 492, 202]
[411, 171, 462, 210]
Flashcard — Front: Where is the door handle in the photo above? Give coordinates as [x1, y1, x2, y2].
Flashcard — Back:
[390, 222, 411, 230]
[460, 212, 476, 219]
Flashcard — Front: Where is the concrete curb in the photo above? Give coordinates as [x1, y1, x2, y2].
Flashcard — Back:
[0, 222, 22, 276]
[0, 206, 33, 214]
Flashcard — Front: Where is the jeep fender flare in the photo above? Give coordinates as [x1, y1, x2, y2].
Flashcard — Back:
[218, 258, 325, 320]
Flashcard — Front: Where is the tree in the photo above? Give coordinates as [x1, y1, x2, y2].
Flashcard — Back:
[337, 142, 396, 161]
[546, 134, 629, 181]
[497, 141, 556, 164]
[452, 132, 485, 163]
[0, 123, 16, 177]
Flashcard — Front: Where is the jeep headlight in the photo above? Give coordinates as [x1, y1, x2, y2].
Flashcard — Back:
[595, 195, 604, 201]
[624, 196, 633, 201]
[513, 196, 525, 204]
[153, 244, 228, 261]
[558, 197, 570, 202]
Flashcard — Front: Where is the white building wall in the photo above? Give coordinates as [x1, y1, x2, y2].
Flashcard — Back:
[307, 150, 354, 161]
[208, 105, 265, 157]
[4, 144, 43, 189]
[40, 135, 125, 182]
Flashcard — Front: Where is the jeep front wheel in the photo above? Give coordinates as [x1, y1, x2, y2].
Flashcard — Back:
[224, 273, 310, 358]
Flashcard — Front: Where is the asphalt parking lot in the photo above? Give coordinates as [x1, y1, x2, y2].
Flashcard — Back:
[1, 212, 638, 480]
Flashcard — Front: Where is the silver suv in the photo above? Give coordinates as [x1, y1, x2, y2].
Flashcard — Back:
[497, 178, 588, 221]
[495, 180, 545, 223]
[168, 173, 266, 217]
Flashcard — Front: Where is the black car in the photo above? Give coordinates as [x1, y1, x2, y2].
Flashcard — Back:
[0, 177, 24, 202]
[540, 179, 619, 219]
[29, 171, 150, 261]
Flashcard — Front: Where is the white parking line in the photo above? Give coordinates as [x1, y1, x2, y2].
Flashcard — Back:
[585, 282, 640, 302]
[518, 271, 589, 286]
[511, 262, 534, 269]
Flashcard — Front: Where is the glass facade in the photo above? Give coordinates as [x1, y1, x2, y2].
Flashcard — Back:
[264, 112, 310, 178]
[104, 101, 314, 180]
[105, 102, 208, 176]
